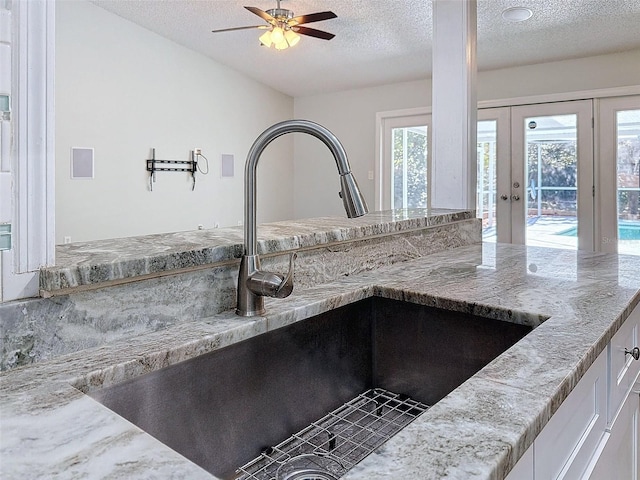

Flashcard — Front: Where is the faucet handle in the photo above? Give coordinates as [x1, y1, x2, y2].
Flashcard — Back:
[274, 252, 296, 298]
[245, 252, 297, 299]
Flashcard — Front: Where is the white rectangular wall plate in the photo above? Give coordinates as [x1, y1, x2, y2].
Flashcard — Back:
[71, 147, 94, 179]
[221, 154, 234, 178]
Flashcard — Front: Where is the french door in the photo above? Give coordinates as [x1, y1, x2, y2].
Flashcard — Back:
[477, 107, 510, 243]
[378, 112, 432, 210]
[478, 100, 594, 250]
[597, 96, 640, 255]
[379, 96, 638, 255]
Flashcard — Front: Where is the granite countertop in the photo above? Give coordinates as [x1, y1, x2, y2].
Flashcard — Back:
[40, 209, 473, 294]
[2, 242, 640, 479]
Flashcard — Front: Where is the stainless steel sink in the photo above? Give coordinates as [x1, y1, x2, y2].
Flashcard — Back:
[89, 297, 534, 479]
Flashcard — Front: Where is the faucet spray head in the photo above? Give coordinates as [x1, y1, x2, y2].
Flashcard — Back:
[340, 172, 368, 218]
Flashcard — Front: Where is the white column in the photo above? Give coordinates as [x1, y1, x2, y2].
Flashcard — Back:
[1, 0, 55, 301]
[431, 0, 477, 210]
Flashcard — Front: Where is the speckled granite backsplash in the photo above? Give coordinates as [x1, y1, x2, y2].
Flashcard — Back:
[0, 209, 479, 370]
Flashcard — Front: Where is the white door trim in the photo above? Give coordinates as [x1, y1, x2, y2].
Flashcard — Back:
[1, 0, 55, 302]
[478, 86, 640, 110]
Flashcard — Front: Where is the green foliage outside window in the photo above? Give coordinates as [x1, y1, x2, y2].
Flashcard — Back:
[392, 128, 428, 209]
[617, 138, 640, 218]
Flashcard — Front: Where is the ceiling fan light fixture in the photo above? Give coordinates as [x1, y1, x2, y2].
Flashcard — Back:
[213, 4, 336, 50]
[284, 29, 300, 47]
[259, 30, 273, 47]
[271, 26, 285, 44]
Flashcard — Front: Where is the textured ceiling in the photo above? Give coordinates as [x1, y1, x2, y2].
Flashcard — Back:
[90, 0, 640, 97]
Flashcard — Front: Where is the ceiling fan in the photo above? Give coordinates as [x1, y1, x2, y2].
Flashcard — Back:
[211, 1, 337, 50]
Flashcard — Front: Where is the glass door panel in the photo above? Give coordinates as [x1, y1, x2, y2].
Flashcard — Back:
[524, 114, 579, 249]
[511, 100, 594, 250]
[616, 109, 640, 255]
[598, 96, 640, 256]
[476, 107, 511, 244]
[477, 120, 498, 241]
[392, 126, 428, 209]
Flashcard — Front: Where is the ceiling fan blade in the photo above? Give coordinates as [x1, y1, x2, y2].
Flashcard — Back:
[294, 26, 335, 40]
[245, 6, 276, 24]
[289, 11, 337, 26]
[211, 25, 268, 33]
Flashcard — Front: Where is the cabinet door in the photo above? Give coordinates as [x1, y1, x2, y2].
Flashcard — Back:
[588, 388, 639, 480]
[609, 305, 640, 424]
[534, 350, 607, 479]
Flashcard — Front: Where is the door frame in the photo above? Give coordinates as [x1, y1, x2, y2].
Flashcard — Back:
[375, 107, 432, 211]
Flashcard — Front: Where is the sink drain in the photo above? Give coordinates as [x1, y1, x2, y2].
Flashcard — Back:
[276, 454, 340, 480]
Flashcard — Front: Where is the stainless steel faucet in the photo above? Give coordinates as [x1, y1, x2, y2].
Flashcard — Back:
[236, 119, 368, 317]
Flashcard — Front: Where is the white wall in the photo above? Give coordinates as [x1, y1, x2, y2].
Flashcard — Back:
[56, 0, 294, 243]
[478, 49, 640, 101]
[293, 80, 432, 219]
[58, 2, 640, 239]
[293, 49, 640, 219]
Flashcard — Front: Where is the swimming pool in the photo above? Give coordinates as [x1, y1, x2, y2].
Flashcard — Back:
[557, 222, 640, 240]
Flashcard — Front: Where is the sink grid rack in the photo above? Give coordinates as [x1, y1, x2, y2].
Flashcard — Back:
[234, 388, 429, 480]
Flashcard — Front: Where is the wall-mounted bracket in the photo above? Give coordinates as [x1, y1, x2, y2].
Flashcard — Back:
[146, 148, 198, 191]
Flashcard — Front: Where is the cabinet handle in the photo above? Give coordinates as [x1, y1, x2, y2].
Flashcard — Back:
[625, 347, 640, 360]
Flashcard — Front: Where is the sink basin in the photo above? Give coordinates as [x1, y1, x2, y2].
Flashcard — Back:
[89, 297, 534, 479]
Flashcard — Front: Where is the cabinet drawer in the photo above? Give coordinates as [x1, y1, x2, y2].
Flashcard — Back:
[534, 348, 607, 480]
[609, 303, 640, 424]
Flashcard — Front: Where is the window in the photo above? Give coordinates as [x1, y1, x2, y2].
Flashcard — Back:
[376, 110, 431, 211]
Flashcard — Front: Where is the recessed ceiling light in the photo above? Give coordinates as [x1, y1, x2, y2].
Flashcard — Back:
[502, 6, 533, 22]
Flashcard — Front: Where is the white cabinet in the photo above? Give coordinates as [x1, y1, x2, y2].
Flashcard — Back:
[586, 302, 640, 480]
[587, 386, 640, 480]
[506, 304, 640, 480]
